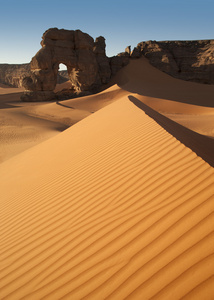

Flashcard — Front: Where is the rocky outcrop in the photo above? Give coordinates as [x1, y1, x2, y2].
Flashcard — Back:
[0, 64, 68, 87]
[93, 36, 111, 84]
[137, 40, 214, 84]
[110, 54, 129, 76]
[22, 28, 99, 101]
[22, 28, 112, 101]
[125, 46, 131, 55]
[21, 28, 131, 101]
[0, 64, 30, 87]
[130, 47, 141, 58]
[19, 28, 214, 101]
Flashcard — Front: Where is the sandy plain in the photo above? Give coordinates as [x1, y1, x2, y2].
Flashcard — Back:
[0, 57, 214, 299]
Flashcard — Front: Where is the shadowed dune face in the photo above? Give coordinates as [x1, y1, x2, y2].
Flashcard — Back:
[0, 56, 214, 299]
[129, 96, 214, 167]
[117, 57, 214, 107]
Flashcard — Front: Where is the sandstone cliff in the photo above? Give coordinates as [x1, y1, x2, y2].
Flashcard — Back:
[137, 39, 214, 84]
[21, 28, 129, 101]
[1, 29, 213, 101]
[0, 64, 69, 87]
[0, 63, 30, 87]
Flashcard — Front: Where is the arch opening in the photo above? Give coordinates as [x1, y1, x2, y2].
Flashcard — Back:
[21, 28, 111, 102]
[59, 63, 67, 71]
[54, 63, 74, 98]
[57, 63, 69, 84]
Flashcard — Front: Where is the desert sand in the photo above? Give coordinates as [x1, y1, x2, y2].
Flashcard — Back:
[0, 57, 214, 299]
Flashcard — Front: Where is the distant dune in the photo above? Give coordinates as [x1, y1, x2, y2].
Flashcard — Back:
[0, 57, 214, 299]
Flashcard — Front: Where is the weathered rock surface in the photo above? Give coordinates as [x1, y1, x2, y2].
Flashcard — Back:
[93, 36, 111, 84]
[21, 28, 113, 101]
[137, 40, 214, 84]
[110, 52, 130, 76]
[130, 47, 141, 58]
[2, 28, 213, 101]
[21, 28, 132, 101]
[0, 64, 30, 87]
[0, 64, 68, 87]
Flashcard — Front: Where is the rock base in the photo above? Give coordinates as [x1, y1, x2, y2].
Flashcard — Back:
[21, 91, 55, 102]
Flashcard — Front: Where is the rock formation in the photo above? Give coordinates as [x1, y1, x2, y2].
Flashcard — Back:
[110, 54, 130, 76]
[3, 27, 212, 101]
[0, 64, 69, 88]
[0, 63, 30, 87]
[137, 40, 214, 84]
[125, 46, 131, 55]
[130, 47, 141, 58]
[93, 36, 111, 84]
[22, 29, 108, 101]
[21, 28, 130, 101]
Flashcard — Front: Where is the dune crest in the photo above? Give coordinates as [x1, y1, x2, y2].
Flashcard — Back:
[0, 96, 214, 299]
[1, 57, 214, 163]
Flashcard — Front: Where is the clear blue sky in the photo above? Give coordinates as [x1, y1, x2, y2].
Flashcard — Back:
[0, 0, 213, 64]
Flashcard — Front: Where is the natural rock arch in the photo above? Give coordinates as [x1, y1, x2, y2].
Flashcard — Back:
[21, 28, 112, 101]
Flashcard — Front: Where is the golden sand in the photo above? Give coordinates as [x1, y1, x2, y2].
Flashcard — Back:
[0, 58, 214, 299]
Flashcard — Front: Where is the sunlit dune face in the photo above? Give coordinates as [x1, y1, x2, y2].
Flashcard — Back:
[0, 57, 214, 300]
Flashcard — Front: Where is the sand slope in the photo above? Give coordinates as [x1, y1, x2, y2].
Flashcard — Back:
[0, 84, 128, 163]
[1, 57, 214, 299]
[114, 57, 214, 137]
[1, 57, 214, 163]
[1, 96, 214, 299]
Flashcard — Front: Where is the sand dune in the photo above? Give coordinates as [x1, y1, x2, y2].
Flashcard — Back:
[1, 57, 213, 162]
[117, 57, 214, 108]
[28, 84, 129, 126]
[115, 57, 214, 137]
[54, 80, 74, 92]
[0, 84, 128, 162]
[1, 97, 214, 299]
[0, 57, 214, 299]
